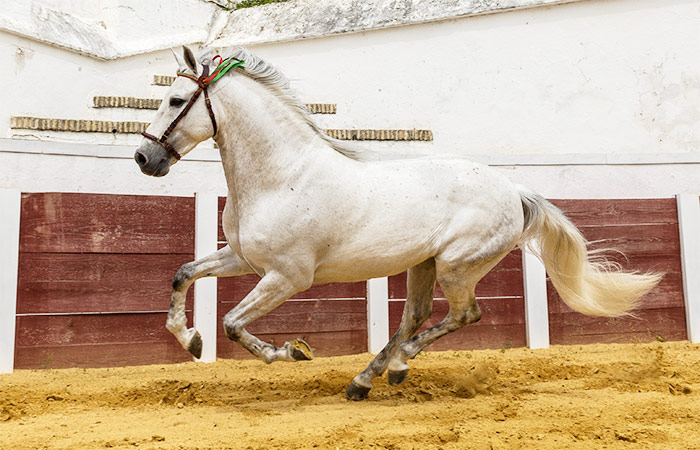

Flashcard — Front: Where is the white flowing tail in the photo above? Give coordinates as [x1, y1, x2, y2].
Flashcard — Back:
[518, 186, 662, 316]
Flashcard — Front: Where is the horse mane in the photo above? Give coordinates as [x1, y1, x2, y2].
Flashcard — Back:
[202, 47, 370, 161]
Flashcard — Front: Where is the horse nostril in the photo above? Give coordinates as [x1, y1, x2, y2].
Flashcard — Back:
[134, 151, 148, 166]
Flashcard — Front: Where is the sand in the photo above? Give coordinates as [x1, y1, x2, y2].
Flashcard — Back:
[1, 341, 699, 450]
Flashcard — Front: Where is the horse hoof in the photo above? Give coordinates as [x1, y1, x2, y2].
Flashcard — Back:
[346, 381, 371, 401]
[388, 369, 409, 386]
[188, 332, 203, 359]
[290, 338, 313, 361]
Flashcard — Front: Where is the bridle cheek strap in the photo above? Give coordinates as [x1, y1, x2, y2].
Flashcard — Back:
[141, 64, 218, 160]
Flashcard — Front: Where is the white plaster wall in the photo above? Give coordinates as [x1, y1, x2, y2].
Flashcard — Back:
[1, 0, 700, 198]
[250, 0, 700, 157]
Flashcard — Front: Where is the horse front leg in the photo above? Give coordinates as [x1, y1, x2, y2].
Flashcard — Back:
[222, 271, 314, 363]
[168, 245, 253, 358]
[346, 258, 436, 400]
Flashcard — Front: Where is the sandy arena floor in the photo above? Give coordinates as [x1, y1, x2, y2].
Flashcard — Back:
[1, 341, 699, 450]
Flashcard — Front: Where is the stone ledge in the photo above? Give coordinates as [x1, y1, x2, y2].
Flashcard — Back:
[1, 0, 589, 60]
[92, 96, 337, 114]
[209, 0, 587, 47]
[10, 117, 430, 141]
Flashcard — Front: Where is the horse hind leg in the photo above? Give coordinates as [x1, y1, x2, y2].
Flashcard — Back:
[387, 259, 496, 378]
[346, 258, 436, 401]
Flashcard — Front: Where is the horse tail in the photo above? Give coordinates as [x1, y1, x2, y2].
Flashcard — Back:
[517, 186, 662, 316]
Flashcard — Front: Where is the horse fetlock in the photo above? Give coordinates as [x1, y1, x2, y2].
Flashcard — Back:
[397, 340, 420, 361]
[165, 318, 181, 333]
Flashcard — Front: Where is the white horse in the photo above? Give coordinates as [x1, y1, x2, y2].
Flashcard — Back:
[134, 47, 661, 400]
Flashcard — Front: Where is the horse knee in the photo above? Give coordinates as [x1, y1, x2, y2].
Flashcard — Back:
[172, 263, 195, 292]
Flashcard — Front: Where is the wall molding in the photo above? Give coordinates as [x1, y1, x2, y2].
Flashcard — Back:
[10, 118, 431, 141]
[93, 96, 337, 114]
[3, 139, 700, 168]
[1, 0, 588, 60]
[210, 0, 588, 48]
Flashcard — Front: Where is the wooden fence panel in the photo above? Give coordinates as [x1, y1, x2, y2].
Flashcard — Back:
[216, 298, 368, 358]
[388, 250, 525, 351]
[15, 193, 195, 369]
[547, 199, 686, 344]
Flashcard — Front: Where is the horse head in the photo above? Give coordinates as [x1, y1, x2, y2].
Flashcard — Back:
[134, 46, 237, 177]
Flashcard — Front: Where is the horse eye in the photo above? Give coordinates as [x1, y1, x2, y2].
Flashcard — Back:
[169, 97, 186, 108]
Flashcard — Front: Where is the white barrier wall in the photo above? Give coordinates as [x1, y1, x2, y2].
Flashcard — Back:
[1, 0, 700, 370]
[2, 0, 700, 197]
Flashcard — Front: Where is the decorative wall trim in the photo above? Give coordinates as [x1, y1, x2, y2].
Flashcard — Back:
[93, 96, 337, 114]
[10, 117, 430, 141]
[11, 117, 148, 134]
[93, 96, 162, 110]
[153, 75, 176, 86]
[324, 129, 433, 141]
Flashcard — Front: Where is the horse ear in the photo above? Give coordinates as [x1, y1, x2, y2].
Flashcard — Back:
[170, 48, 185, 68]
[183, 46, 198, 75]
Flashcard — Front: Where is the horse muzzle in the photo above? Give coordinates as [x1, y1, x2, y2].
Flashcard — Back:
[134, 143, 172, 177]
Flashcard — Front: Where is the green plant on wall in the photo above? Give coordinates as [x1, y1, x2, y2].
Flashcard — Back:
[235, 0, 289, 9]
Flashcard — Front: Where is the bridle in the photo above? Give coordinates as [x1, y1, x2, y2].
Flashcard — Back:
[141, 56, 245, 161]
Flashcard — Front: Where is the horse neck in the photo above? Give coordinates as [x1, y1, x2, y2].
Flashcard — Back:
[213, 77, 343, 198]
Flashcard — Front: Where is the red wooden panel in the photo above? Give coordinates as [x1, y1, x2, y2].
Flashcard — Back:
[18, 253, 191, 282]
[216, 299, 368, 358]
[547, 272, 684, 314]
[14, 342, 192, 369]
[20, 193, 195, 254]
[549, 307, 687, 345]
[217, 299, 367, 334]
[218, 275, 366, 301]
[386, 297, 526, 350]
[17, 279, 192, 314]
[544, 199, 684, 345]
[549, 198, 678, 227]
[422, 324, 526, 351]
[578, 224, 680, 260]
[15, 312, 191, 347]
[14, 312, 195, 369]
[547, 330, 688, 346]
[389, 297, 524, 330]
[389, 251, 522, 299]
[389, 268, 523, 300]
[217, 330, 367, 359]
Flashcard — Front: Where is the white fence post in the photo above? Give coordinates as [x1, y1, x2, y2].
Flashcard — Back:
[367, 277, 389, 354]
[522, 246, 550, 349]
[0, 190, 21, 373]
[194, 192, 219, 362]
[676, 194, 700, 344]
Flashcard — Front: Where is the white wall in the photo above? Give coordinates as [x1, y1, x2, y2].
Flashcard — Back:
[251, 0, 700, 157]
[1, 0, 700, 198]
